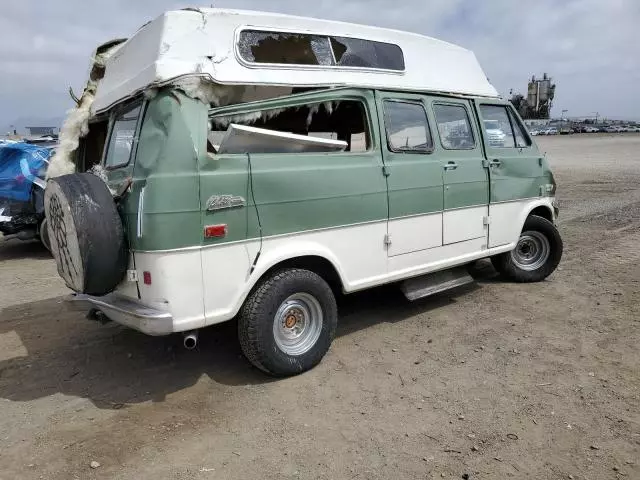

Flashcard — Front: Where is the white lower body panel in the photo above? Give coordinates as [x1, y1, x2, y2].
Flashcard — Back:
[388, 236, 488, 283]
[96, 199, 556, 334]
[443, 205, 488, 245]
[489, 197, 555, 247]
[122, 249, 206, 332]
[388, 213, 442, 256]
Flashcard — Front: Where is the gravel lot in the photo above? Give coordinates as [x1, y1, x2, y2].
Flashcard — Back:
[1, 134, 638, 479]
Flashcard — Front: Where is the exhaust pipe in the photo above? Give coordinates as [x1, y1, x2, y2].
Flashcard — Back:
[183, 330, 198, 350]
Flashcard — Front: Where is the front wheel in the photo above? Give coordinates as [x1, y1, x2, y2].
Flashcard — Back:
[491, 215, 563, 282]
[238, 268, 338, 376]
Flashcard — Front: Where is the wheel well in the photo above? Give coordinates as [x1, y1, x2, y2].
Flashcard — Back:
[261, 256, 344, 295]
[529, 206, 553, 222]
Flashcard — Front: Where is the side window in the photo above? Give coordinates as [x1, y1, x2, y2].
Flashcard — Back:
[383, 100, 432, 153]
[480, 105, 516, 148]
[238, 30, 405, 71]
[433, 103, 475, 150]
[209, 99, 371, 154]
[104, 104, 142, 168]
[507, 108, 532, 148]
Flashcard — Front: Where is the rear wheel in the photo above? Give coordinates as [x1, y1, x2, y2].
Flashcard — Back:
[238, 268, 337, 376]
[492, 215, 563, 282]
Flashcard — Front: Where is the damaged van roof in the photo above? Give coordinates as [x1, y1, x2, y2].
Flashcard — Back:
[92, 8, 499, 112]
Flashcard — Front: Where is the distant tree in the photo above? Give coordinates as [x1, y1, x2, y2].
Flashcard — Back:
[509, 93, 528, 118]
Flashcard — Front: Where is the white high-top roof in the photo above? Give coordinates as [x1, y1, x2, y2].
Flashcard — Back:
[92, 8, 498, 113]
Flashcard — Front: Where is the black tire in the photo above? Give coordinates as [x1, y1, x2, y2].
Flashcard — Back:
[491, 215, 563, 283]
[238, 268, 338, 376]
[39, 218, 51, 252]
[44, 173, 128, 295]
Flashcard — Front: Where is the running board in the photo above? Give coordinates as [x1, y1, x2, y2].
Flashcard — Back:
[400, 267, 474, 301]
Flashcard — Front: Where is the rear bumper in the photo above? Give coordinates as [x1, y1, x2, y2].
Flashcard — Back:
[66, 293, 174, 336]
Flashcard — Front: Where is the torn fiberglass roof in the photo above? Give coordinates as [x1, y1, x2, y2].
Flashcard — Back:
[91, 8, 498, 112]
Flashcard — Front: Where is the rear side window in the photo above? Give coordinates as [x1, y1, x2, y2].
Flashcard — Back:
[104, 104, 141, 168]
[480, 105, 531, 149]
[238, 30, 405, 71]
[238, 31, 333, 66]
[433, 104, 475, 150]
[384, 101, 432, 153]
[330, 37, 405, 71]
[209, 99, 371, 154]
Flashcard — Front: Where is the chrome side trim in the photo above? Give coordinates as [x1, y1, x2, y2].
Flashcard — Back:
[388, 211, 441, 221]
[137, 187, 145, 238]
[443, 203, 487, 212]
[131, 200, 550, 255]
[133, 217, 388, 254]
[491, 197, 552, 205]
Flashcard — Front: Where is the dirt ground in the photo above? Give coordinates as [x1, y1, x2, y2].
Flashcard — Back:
[0, 134, 638, 480]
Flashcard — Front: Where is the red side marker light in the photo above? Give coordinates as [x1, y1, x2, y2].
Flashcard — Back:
[143, 271, 152, 285]
[204, 224, 227, 238]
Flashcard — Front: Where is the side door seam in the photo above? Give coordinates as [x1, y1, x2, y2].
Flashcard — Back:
[372, 91, 392, 245]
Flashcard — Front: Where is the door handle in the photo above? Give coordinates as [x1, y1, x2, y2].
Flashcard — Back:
[489, 159, 502, 167]
[444, 162, 458, 170]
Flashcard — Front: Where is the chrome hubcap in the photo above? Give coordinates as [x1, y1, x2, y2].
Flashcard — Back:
[511, 231, 550, 271]
[273, 293, 323, 356]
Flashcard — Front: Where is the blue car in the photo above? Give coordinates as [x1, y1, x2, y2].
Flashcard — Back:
[0, 141, 53, 250]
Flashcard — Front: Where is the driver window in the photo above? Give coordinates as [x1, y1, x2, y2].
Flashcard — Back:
[480, 105, 516, 148]
[383, 100, 432, 153]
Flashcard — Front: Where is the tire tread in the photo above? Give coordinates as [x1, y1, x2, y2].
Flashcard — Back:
[492, 215, 563, 283]
[238, 268, 337, 376]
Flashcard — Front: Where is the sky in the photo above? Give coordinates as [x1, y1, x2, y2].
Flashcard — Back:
[1, 0, 638, 130]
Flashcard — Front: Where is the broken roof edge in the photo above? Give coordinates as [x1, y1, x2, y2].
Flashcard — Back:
[91, 8, 499, 113]
[187, 7, 467, 51]
[93, 74, 500, 118]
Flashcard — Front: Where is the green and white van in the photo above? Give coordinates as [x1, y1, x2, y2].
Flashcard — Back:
[45, 9, 562, 376]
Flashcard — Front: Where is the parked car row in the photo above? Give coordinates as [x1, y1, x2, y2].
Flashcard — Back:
[530, 127, 558, 136]
[606, 125, 640, 133]
[530, 125, 640, 135]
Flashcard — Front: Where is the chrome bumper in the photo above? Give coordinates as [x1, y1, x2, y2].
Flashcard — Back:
[66, 293, 174, 336]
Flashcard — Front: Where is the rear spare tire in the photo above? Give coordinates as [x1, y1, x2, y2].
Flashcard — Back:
[44, 173, 127, 295]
